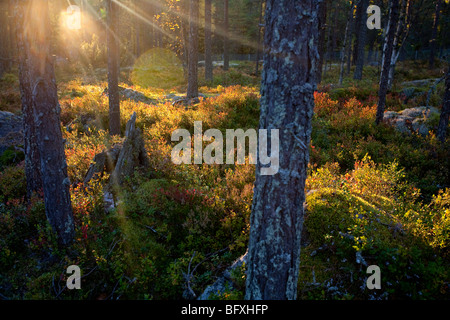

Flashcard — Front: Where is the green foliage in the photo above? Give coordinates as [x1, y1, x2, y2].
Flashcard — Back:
[131, 48, 185, 89]
[301, 158, 449, 299]
[1, 61, 449, 300]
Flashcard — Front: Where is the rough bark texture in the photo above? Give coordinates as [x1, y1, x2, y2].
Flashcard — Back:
[437, 69, 450, 143]
[107, 0, 121, 136]
[354, 0, 368, 80]
[204, 0, 213, 82]
[245, 0, 318, 300]
[15, 0, 74, 245]
[376, 0, 399, 125]
[223, 0, 229, 71]
[186, 0, 199, 99]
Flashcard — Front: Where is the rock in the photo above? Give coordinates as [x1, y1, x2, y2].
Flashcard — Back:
[412, 118, 430, 136]
[383, 111, 399, 120]
[103, 86, 155, 104]
[197, 251, 248, 300]
[393, 115, 413, 134]
[383, 106, 439, 136]
[0, 111, 23, 155]
[399, 106, 438, 118]
[401, 78, 440, 88]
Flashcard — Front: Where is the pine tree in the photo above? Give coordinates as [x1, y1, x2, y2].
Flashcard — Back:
[245, 0, 318, 300]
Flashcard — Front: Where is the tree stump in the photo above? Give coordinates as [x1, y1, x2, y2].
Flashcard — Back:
[83, 112, 149, 188]
[109, 112, 149, 187]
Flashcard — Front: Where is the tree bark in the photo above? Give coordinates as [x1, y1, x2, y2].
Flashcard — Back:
[346, 1, 355, 75]
[107, 0, 121, 136]
[223, 0, 229, 71]
[15, 0, 74, 245]
[316, 0, 327, 83]
[354, 0, 369, 80]
[376, 0, 400, 125]
[429, 0, 441, 69]
[245, 0, 318, 300]
[437, 69, 449, 143]
[339, 19, 351, 85]
[204, 0, 213, 82]
[352, 1, 362, 66]
[186, 0, 199, 99]
[255, 0, 264, 75]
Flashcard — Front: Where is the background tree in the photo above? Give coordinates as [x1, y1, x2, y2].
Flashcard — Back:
[254, 0, 264, 75]
[245, 0, 318, 300]
[204, 0, 213, 82]
[429, 0, 442, 69]
[354, 0, 369, 80]
[437, 68, 449, 143]
[387, 0, 412, 90]
[107, 0, 121, 136]
[223, 0, 229, 71]
[15, 0, 74, 245]
[317, 0, 327, 83]
[339, 1, 353, 85]
[0, 2, 12, 78]
[376, 0, 400, 125]
[186, 0, 199, 99]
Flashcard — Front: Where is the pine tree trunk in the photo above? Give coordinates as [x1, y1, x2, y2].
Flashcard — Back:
[346, 2, 355, 75]
[376, 0, 400, 125]
[223, 0, 229, 71]
[339, 19, 351, 85]
[107, 0, 121, 136]
[354, 0, 368, 80]
[245, 0, 318, 300]
[15, 0, 74, 245]
[429, 0, 441, 69]
[437, 69, 449, 143]
[186, 0, 199, 99]
[316, 0, 327, 83]
[204, 0, 213, 82]
[255, 0, 264, 75]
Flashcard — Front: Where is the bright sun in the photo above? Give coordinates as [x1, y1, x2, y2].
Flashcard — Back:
[64, 5, 81, 30]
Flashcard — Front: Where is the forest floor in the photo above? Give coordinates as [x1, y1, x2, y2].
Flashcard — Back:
[0, 59, 449, 300]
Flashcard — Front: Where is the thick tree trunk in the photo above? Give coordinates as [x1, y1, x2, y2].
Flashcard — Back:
[107, 0, 121, 136]
[245, 0, 318, 300]
[223, 0, 229, 71]
[15, 0, 74, 245]
[186, 0, 199, 99]
[429, 0, 441, 69]
[437, 69, 450, 143]
[204, 0, 213, 82]
[376, 0, 400, 125]
[354, 0, 369, 80]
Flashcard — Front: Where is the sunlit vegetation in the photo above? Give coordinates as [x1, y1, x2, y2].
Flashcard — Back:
[0, 0, 449, 302]
[0, 56, 449, 299]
